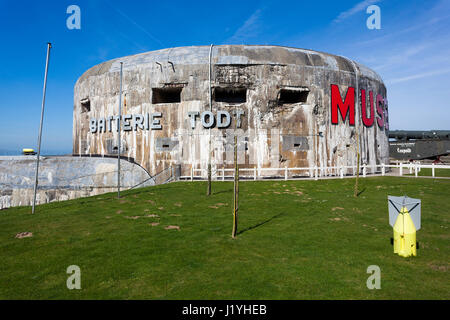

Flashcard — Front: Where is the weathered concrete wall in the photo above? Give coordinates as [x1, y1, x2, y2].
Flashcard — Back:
[73, 45, 389, 178]
[0, 156, 152, 209]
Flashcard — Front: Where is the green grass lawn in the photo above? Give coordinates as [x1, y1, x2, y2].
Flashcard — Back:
[406, 168, 450, 177]
[0, 177, 448, 299]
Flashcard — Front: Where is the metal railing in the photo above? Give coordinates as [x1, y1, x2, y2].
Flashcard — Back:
[129, 165, 175, 190]
[180, 162, 450, 181]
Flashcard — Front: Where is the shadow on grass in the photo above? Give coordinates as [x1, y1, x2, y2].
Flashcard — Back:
[357, 187, 367, 197]
[213, 189, 233, 195]
[237, 212, 284, 235]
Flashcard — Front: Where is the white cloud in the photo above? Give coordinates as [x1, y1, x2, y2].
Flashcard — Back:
[334, 0, 382, 23]
[226, 9, 263, 44]
[104, 0, 165, 47]
[388, 68, 450, 84]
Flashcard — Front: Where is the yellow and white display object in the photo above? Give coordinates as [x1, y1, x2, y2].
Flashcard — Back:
[22, 148, 36, 155]
[388, 196, 421, 258]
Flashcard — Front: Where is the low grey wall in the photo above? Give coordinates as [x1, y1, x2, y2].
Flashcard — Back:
[0, 156, 153, 209]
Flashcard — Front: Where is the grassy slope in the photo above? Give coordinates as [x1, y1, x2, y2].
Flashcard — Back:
[0, 177, 448, 299]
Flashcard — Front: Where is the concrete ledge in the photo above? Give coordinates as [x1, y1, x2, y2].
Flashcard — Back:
[0, 156, 152, 209]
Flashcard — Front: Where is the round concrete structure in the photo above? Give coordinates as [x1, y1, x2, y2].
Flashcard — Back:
[73, 45, 389, 178]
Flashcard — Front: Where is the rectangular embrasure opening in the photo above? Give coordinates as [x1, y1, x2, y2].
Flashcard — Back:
[214, 87, 247, 103]
[278, 89, 309, 105]
[80, 98, 90, 112]
[152, 87, 182, 104]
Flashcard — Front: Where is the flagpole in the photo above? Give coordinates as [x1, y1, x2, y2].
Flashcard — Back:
[32, 42, 52, 214]
[117, 62, 123, 199]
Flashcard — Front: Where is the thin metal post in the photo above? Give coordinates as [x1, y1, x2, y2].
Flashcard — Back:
[232, 135, 238, 238]
[117, 62, 123, 198]
[207, 44, 214, 196]
[32, 42, 51, 214]
[354, 76, 361, 196]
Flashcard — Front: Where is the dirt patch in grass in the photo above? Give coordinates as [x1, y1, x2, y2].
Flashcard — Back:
[15, 232, 33, 239]
[428, 263, 449, 272]
[169, 214, 181, 217]
[116, 210, 123, 214]
[209, 206, 219, 209]
[145, 214, 159, 218]
[146, 200, 155, 205]
[174, 202, 182, 207]
[332, 207, 344, 211]
[165, 225, 180, 230]
[124, 216, 140, 220]
[149, 222, 160, 227]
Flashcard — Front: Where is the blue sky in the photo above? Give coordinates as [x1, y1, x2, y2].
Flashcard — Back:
[0, 0, 449, 154]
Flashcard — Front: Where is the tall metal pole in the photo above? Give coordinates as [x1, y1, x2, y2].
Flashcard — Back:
[352, 61, 361, 197]
[207, 44, 213, 196]
[232, 134, 238, 238]
[32, 42, 52, 214]
[117, 62, 123, 199]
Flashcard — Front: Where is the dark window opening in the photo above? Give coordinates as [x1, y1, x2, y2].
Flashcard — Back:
[214, 87, 247, 103]
[80, 98, 90, 112]
[278, 89, 309, 105]
[294, 143, 301, 148]
[162, 144, 170, 148]
[152, 87, 182, 104]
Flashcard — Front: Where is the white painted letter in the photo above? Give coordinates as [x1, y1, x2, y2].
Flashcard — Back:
[366, 5, 381, 30]
[366, 265, 381, 289]
[66, 265, 81, 289]
[66, 5, 81, 30]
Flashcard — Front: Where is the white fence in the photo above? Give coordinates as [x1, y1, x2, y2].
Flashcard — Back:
[180, 162, 450, 181]
[394, 162, 450, 178]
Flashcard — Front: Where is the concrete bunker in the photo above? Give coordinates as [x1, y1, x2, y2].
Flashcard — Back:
[73, 45, 389, 178]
